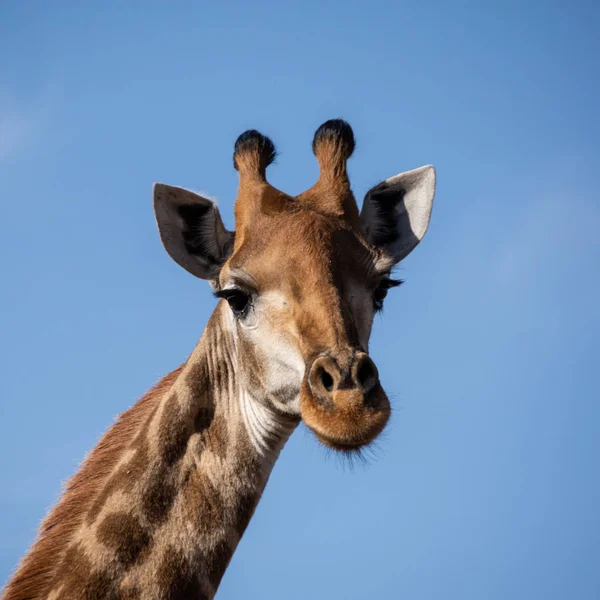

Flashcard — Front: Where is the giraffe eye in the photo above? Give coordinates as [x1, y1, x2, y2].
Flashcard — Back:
[373, 286, 388, 311]
[373, 277, 403, 311]
[215, 289, 251, 316]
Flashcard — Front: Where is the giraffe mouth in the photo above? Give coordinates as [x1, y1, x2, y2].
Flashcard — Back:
[300, 382, 391, 451]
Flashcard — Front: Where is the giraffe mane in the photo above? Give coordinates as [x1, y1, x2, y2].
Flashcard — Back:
[3, 366, 184, 600]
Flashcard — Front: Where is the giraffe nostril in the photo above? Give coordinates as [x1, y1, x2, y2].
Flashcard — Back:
[320, 368, 334, 393]
[355, 355, 379, 394]
[308, 357, 341, 400]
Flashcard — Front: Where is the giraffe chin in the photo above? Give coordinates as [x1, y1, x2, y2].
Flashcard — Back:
[300, 384, 391, 451]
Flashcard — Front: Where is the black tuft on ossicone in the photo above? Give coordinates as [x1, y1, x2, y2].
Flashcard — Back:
[312, 119, 355, 160]
[233, 130, 276, 171]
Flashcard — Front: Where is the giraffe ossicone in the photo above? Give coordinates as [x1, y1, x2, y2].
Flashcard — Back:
[3, 119, 436, 600]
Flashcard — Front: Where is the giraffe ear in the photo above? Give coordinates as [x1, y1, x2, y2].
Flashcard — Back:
[153, 183, 234, 281]
[360, 165, 436, 264]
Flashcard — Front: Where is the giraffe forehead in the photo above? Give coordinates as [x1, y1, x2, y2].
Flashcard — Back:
[228, 209, 376, 290]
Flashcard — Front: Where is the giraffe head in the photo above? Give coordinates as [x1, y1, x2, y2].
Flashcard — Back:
[153, 120, 435, 451]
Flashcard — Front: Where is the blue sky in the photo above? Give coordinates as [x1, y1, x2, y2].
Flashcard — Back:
[1, 1, 599, 598]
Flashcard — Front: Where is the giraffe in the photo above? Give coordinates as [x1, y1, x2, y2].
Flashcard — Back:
[2, 119, 436, 600]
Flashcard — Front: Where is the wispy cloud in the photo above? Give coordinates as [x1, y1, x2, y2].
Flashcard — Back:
[0, 86, 60, 161]
[0, 109, 36, 160]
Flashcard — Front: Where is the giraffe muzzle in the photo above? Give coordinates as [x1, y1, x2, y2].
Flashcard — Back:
[301, 352, 391, 450]
[308, 353, 379, 400]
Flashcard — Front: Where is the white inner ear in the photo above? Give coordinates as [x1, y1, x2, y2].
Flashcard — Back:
[393, 165, 436, 243]
[361, 165, 436, 263]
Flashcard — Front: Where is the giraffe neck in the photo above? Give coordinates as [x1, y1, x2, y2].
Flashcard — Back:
[7, 303, 298, 600]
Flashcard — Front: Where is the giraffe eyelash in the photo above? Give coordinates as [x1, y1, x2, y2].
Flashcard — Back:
[373, 278, 403, 312]
[381, 277, 403, 289]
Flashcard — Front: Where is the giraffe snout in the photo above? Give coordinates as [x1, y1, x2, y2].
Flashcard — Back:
[301, 352, 390, 450]
[308, 353, 379, 403]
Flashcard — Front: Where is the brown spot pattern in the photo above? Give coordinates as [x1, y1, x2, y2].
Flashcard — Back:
[183, 469, 225, 532]
[155, 547, 208, 600]
[235, 492, 259, 535]
[141, 469, 178, 526]
[51, 543, 115, 599]
[206, 540, 232, 590]
[290, 278, 304, 303]
[87, 440, 149, 525]
[158, 392, 191, 467]
[201, 414, 228, 461]
[184, 359, 209, 392]
[194, 406, 215, 434]
[96, 512, 151, 568]
[118, 585, 141, 600]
